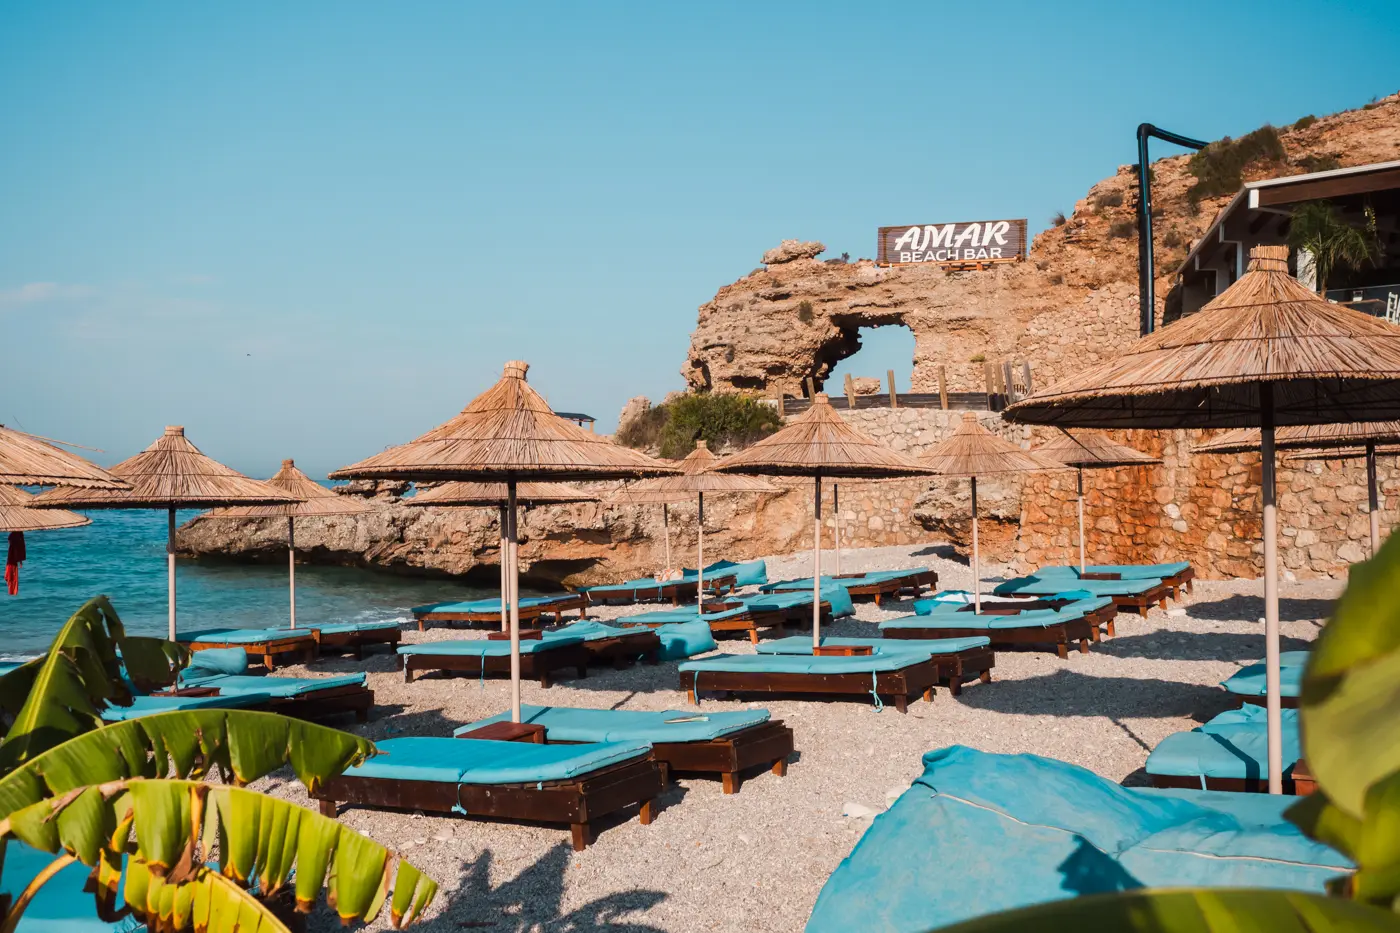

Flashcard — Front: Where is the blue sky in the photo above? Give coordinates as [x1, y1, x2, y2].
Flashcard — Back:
[2, 2, 1396, 478]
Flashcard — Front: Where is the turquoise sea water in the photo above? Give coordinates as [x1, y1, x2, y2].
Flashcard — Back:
[0, 508, 493, 659]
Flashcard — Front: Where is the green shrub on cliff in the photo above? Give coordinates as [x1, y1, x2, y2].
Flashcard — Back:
[1186, 125, 1286, 206]
[617, 393, 782, 459]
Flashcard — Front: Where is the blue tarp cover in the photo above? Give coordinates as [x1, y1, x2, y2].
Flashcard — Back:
[456, 703, 770, 743]
[805, 746, 1351, 933]
[0, 841, 129, 930]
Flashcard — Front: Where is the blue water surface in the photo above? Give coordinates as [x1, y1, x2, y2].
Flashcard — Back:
[0, 509, 493, 658]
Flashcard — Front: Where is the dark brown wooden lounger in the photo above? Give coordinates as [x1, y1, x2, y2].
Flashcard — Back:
[315, 625, 403, 659]
[1149, 773, 1300, 795]
[1078, 566, 1195, 599]
[885, 614, 1102, 659]
[678, 659, 940, 714]
[399, 642, 591, 686]
[834, 569, 938, 605]
[566, 630, 663, 669]
[584, 572, 739, 607]
[315, 755, 662, 851]
[183, 634, 318, 671]
[268, 683, 375, 723]
[413, 594, 590, 631]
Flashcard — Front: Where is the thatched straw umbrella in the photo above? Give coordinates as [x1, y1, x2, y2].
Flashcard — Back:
[0, 424, 128, 489]
[1004, 245, 1400, 794]
[32, 426, 297, 638]
[406, 481, 596, 633]
[1031, 431, 1162, 571]
[919, 412, 1063, 611]
[2, 486, 91, 595]
[715, 394, 934, 648]
[1195, 422, 1400, 558]
[202, 459, 375, 628]
[612, 441, 777, 606]
[331, 361, 675, 722]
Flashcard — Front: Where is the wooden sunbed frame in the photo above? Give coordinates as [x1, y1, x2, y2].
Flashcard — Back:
[584, 572, 739, 608]
[412, 594, 589, 631]
[678, 657, 940, 714]
[1149, 772, 1301, 795]
[183, 633, 318, 671]
[315, 625, 403, 659]
[574, 630, 663, 669]
[834, 569, 938, 606]
[885, 607, 1104, 659]
[457, 720, 796, 795]
[930, 645, 996, 696]
[1077, 565, 1195, 599]
[151, 682, 375, 724]
[314, 753, 663, 851]
[1238, 694, 1301, 710]
[399, 642, 590, 687]
[619, 600, 795, 645]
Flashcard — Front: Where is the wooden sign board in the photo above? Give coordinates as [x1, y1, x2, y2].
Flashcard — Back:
[878, 219, 1028, 266]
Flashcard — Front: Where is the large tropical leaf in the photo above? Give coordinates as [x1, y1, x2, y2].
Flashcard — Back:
[4, 780, 436, 929]
[1294, 531, 1400, 908]
[0, 709, 375, 826]
[930, 888, 1400, 932]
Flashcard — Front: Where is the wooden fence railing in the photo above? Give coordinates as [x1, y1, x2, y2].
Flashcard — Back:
[773, 360, 1032, 416]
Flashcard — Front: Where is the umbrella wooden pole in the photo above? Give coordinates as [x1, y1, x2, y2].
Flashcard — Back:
[813, 475, 822, 650]
[1367, 442, 1380, 557]
[970, 477, 981, 613]
[696, 493, 705, 611]
[498, 505, 509, 633]
[1260, 389, 1283, 796]
[662, 504, 672, 576]
[167, 507, 177, 641]
[1077, 468, 1086, 573]
[508, 481, 522, 723]
[287, 517, 296, 629]
[833, 483, 840, 576]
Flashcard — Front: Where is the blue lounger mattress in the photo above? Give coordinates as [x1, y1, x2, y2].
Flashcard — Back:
[1221, 652, 1309, 699]
[456, 703, 770, 743]
[882, 609, 1092, 632]
[1146, 706, 1300, 784]
[680, 651, 934, 676]
[397, 636, 585, 658]
[762, 569, 930, 592]
[622, 604, 754, 626]
[314, 620, 402, 635]
[543, 620, 652, 643]
[680, 559, 768, 587]
[346, 736, 651, 785]
[993, 576, 1165, 598]
[1032, 561, 1192, 580]
[102, 691, 272, 721]
[412, 593, 579, 616]
[757, 635, 989, 656]
[911, 594, 1114, 618]
[805, 745, 1351, 933]
[179, 672, 367, 698]
[177, 627, 318, 645]
[745, 587, 855, 618]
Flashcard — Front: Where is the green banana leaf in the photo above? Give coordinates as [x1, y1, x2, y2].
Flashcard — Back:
[4, 780, 436, 930]
[0, 596, 187, 772]
[1292, 531, 1400, 909]
[930, 888, 1400, 932]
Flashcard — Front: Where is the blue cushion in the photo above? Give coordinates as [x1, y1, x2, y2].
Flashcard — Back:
[805, 745, 1351, 933]
[0, 841, 130, 930]
[543, 620, 652, 643]
[455, 703, 770, 743]
[179, 672, 366, 698]
[581, 578, 667, 596]
[680, 652, 933, 676]
[1146, 707, 1300, 782]
[757, 635, 989, 656]
[314, 620, 402, 635]
[102, 692, 271, 721]
[744, 586, 855, 618]
[704, 559, 768, 587]
[187, 647, 249, 676]
[347, 736, 651, 784]
[412, 593, 578, 616]
[1221, 655, 1308, 698]
[176, 627, 317, 645]
[994, 576, 1164, 598]
[654, 619, 717, 660]
[396, 636, 585, 657]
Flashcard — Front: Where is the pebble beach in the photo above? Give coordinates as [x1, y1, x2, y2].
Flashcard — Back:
[251, 545, 1341, 933]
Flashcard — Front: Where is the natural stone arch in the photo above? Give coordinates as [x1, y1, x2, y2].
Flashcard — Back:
[814, 315, 916, 394]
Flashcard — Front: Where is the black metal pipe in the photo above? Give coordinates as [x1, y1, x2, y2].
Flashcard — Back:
[1136, 124, 1208, 336]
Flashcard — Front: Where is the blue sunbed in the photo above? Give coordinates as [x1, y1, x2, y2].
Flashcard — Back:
[756, 635, 995, 695]
[311, 619, 403, 656]
[745, 586, 855, 619]
[680, 559, 768, 588]
[912, 593, 1113, 617]
[679, 650, 941, 712]
[1221, 652, 1310, 705]
[805, 745, 1352, 933]
[1147, 706, 1301, 791]
[101, 691, 272, 721]
[173, 648, 373, 721]
[397, 635, 590, 686]
[994, 574, 1170, 611]
[176, 626, 319, 670]
[761, 568, 934, 604]
[410, 592, 587, 629]
[1033, 561, 1191, 580]
[883, 598, 1111, 657]
[317, 736, 661, 849]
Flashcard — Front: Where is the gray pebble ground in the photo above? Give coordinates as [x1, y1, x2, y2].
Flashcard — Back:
[259, 544, 1340, 933]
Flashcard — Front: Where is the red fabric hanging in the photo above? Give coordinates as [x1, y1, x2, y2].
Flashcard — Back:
[5, 531, 24, 596]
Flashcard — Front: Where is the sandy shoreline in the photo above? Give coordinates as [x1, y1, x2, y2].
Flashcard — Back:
[256, 544, 1340, 933]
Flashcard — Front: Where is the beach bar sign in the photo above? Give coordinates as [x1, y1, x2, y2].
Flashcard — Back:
[878, 219, 1028, 266]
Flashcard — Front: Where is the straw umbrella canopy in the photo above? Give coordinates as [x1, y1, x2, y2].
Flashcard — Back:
[611, 441, 778, 604]
[407, 481, 597, 633]
[32, 426, 298, 638]
[1004, 244, 1400, 795]
[715, 393, 935, 648]
[1031, 431, 1162, 571]
[1194, 422, 1400, 558]
[201, 459, 375, 629]
[2, 485, 91, 596]
[0, 424, 128, 489]
[919, 412, 1064, 611]
[331, 361, 676, 722]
